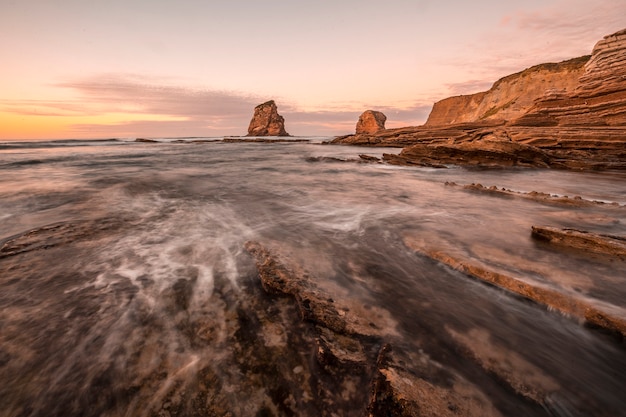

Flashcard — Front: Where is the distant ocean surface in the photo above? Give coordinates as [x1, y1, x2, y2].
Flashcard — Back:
[1, 137, 625, 416]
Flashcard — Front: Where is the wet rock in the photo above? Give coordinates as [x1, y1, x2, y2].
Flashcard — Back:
[246, 100, 290, 137]
[383, 140, 552, 168]
[403, 236, 626, 340]
[359, 154, 381, 162]
[368, 344, 503, 417]
[244, 241, 398, 338]
[447, 182, 625, 208]
[446, 327, 560, 404]
[356, 110, 387, 134]
[0, 219, 125, 259]
[223, 137, 307, 143]
[531, 226, 626, 257]
[244, 241, 541, 416]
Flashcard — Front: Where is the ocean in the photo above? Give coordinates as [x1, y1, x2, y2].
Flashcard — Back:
[1, 138, 625, 416]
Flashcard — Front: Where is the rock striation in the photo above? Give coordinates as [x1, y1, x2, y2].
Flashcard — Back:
[246, 100, 290, 137]
[331, 28, 626, 170]
[425, 56, 589, 126]
[355, 110, 387, 134]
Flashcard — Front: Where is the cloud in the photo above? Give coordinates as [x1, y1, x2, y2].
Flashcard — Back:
[2, 74, 433, 137]
[443, 0, 626, 99]
[443, 79, 495, 97]
[56, 73, 263, 119]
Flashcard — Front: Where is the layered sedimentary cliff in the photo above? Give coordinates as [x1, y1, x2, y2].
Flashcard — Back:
[332, 28, 626, 170]
[513, 29, 626, 129]
[425, 56, 589, 126]
[247, 100, 290, 137]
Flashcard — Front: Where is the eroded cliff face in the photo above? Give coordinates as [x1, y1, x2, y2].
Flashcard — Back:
[247, 100, 290, 137]
[425, 56, 589, 126]
[333, 28, 626, 169]
[514, 29, 626, 128]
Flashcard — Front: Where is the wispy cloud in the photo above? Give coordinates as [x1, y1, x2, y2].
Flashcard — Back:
[2, 74, 432, 137]
[443, 79, 495, 97]
[56, 73, 262, 119]
[439, 0, 625, 99]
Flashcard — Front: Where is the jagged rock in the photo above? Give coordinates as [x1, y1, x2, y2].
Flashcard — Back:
[246, 100, 290, 137]
[368, 344, 503, 417]
[356, 110, 387, 134]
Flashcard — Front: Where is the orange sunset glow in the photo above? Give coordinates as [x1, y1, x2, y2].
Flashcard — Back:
[1, 0, 625, 139]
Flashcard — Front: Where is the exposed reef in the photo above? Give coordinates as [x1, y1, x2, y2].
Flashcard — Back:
[402, 236, 626, 341]
[445, 182, 626, 208]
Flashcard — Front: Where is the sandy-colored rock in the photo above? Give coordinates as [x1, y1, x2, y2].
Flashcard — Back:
[331, 29, 626, 170]
[402, 236, 626, 340]
[356, 110, 387, 134]
[383, 140, 553, 168]
[246, 100, 290, 137]
[425, 56, 588, 126]
[531, 226, 626, 257]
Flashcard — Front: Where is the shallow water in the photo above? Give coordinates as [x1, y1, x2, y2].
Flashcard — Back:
[1, 139, 625, 416]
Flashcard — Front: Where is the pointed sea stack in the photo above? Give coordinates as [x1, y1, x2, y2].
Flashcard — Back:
[246, 100, 290, 136]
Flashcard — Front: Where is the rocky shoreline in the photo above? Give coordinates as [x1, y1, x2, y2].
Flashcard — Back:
[330, 29, 626, 172]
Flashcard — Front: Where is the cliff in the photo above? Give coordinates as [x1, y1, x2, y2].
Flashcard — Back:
[247, 100, 290, 137]
[332, 28, 626, 170]
[425, 56, 590, 126]
[513, 29, 626, 129]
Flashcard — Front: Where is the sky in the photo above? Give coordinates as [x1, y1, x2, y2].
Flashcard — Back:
[1, 0, 625, 139]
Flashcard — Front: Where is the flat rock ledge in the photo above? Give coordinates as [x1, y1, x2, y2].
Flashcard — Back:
[531, 226, 626, 257]
[445, 182, 626, 208]
[403, 236, 626, 341]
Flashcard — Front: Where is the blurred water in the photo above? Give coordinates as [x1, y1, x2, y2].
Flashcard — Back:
[0, 139, 625, 416]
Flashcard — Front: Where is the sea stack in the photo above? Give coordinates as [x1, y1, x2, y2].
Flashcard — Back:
[247, 100, 290, 136]
[356, 110, 387, 134]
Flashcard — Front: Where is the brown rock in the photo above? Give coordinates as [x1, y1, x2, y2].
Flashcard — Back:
[425, 56, 589, 126]
[331, 29, 626, 169]
[246, 100, 290, 136]
[356, 110, 387, 134]
[383, 140, 552, 168]
[402, 236, 626, 340]
[531, 226, 626, 257]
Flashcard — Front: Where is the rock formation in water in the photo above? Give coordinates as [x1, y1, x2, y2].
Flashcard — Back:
[246, 100, 290, 137]
[355, 110, 387, 134]
[331, 28, 626, 170]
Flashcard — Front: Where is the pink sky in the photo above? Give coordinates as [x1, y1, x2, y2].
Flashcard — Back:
[1, 0, 624, 139]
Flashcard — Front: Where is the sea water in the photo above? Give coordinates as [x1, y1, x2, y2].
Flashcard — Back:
[1, 138, 625, 416]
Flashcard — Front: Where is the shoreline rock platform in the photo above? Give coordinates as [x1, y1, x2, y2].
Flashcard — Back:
[330, 29, 626, 171]
[247, 100, 290, 137]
